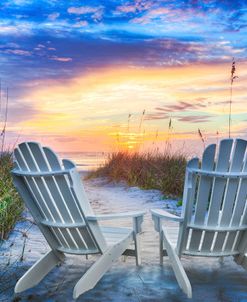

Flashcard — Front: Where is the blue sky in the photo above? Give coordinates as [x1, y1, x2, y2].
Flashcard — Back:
[1, 0, 247, 86]
[0, 1, 247, 151]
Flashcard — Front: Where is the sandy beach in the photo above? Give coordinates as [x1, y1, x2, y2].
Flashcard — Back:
[2, 0, 247, 300]
[0, 173, 247, 302]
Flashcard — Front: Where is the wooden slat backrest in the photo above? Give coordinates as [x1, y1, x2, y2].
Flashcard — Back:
[12, 142, 107, 255]
[188, 144, 215, 252]
[213, 139, 247, 253]
[177, 157, 199, 256]
[178, 139, 247, 257]
[200, 139, 233, 253]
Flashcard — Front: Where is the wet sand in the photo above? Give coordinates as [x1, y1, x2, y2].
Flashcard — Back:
[0, 174, 247, 302]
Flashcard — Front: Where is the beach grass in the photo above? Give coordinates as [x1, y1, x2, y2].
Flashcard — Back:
[88, 151, 187, 197]
[0, 153, 23, 240]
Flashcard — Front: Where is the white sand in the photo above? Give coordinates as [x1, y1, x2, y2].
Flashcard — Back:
[0, 175, 246, 301]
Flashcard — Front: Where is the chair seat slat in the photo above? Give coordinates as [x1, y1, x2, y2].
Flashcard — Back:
[187, 224, 247, 232]
[41, 220, 86, 228]
[188, 169, 247, 179]
[12, 168, 74, 177]
[183, 250, 240, 257]
[57, 247, 100, 255]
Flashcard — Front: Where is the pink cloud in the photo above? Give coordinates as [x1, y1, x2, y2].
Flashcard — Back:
[131, 16, 150, 24]
[131, 7, 182, 24]
[145, 113, 169, 120]
[3, 49, 32, 56]
[48, 12, 60, 20]
[68, 6, 103, 21]
[116, 5, 137, 13]
[146, 98, 210, 121]
[176, 115, 211, 123]
[50, 56, 72, 62]
[155, 98, 208, 112]
[116, 0, 154, 14]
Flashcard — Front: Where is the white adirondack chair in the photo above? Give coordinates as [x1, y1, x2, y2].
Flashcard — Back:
[151, 138, 247, 298]
[12, 142, 145, 299]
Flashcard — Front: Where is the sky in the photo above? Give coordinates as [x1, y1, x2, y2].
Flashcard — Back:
[0, 0, 247, 153]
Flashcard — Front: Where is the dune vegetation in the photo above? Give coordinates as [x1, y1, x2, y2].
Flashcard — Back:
[0, 85, 23, 240]
[0, 153, 23, 240]
[88, 150, 187, 198]
[88, 110, 188, 198]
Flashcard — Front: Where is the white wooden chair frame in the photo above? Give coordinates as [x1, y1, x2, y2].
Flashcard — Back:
[12, 142, 145, 299]
[151, 139, 247, 298]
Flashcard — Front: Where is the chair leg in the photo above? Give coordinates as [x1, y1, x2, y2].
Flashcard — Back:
[15, 250, 64, 293]
[219, 256, 224, 264]
[159, 230, 164, 265]
[235, 254, 247, 270]
[235, 232, 247, 268]
[241, 256, 247, 270]
[73, 234, 133, 299]
[162, 230, 192, 298]
[134, 233, 141, 266]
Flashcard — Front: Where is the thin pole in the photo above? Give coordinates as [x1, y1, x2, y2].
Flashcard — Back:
[228, 58, 237, 139]
[1, 88, 9, 154]
[229, 83, 233, 139]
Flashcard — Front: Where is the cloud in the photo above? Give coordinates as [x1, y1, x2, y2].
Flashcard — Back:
[48, 12, 60, 20]
[68, 6, 99, 14]
[131, 7, 179, 24]
[176, 115, 211, 123]
[73, 21, 88, 28]
[0, 24, 32, 36]
[50, 56, 72, 62]
[6, 0, 32, 6]
[116, 5, 137, 13]
[155, 98, 208, 113]
[0, 42, 20, 49]
[67, 6, 104, 21]
[145, 97, 212, 121]
[145, 113, 169, 120]
[1, 48, 32, 56]
[145, 112, 212, 123]
[115, 0, 154, 15]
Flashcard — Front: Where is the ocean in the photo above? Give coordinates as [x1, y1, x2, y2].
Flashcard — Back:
[58, 152, 108, 171]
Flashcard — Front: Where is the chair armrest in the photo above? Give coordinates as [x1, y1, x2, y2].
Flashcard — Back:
[86, 211, 145, 221]
[87, 211, 145, 234]
[151, 209, 183, 233]
[151, 209, 183, 222]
